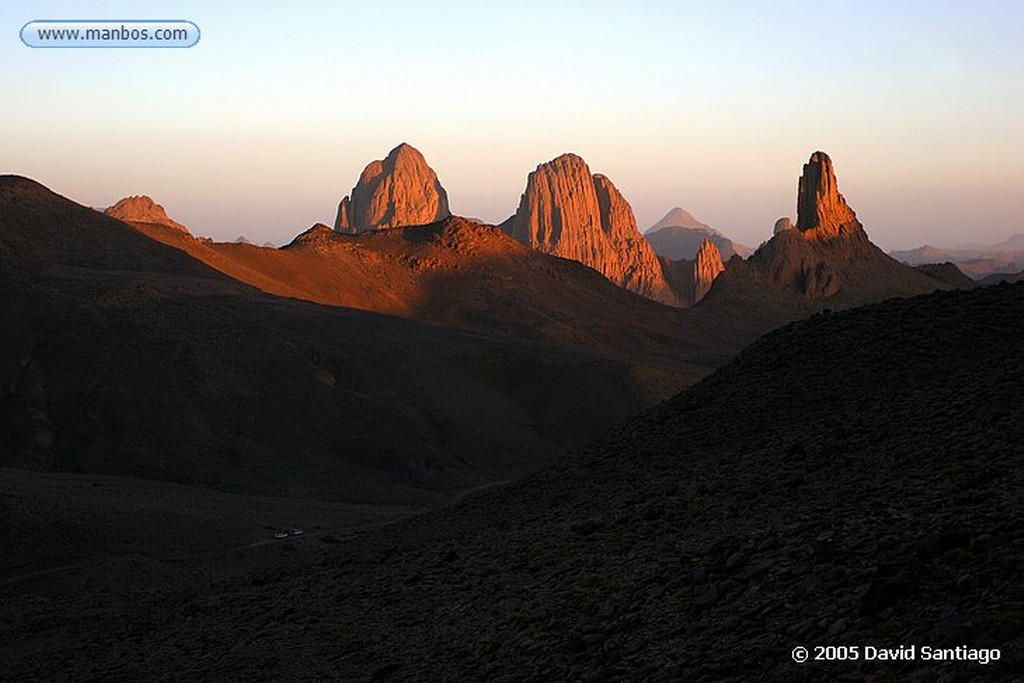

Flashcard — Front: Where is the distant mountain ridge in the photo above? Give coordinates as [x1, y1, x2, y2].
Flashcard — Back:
[95, 147, 961, 326]
[100, 147, 962, 325]
[955, 233, 1024, 252]
[891, 234, 1024, 280]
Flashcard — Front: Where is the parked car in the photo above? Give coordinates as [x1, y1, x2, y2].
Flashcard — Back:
[272, 527, 304, 539]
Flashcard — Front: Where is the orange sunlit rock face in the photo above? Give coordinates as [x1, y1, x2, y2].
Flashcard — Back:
[334, 143, 451, 233]
[105, 195, 189, 233]
[796, 151, 860, 239]
[692, 237, 724, 302]
[502, 153, 678, 306]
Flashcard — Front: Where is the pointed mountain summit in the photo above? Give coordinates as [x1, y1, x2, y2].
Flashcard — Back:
[795, 151, 859, 239]
[334, 143, 451, 233]
[649, 207, 712, 232]
[105, 195, 189, 233]
[646, 208, 752, 261]
[501, 153, 677, 306]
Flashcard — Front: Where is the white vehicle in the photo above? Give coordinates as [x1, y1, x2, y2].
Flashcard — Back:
[273, 530, 289, 539]
[288, 528, 304, 537]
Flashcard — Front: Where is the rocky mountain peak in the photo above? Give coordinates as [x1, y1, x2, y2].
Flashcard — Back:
[649, 207, 712, 232]
[501, 154, 677, 305]
[105, 195, 188, 233]
[796, 151, 859, 238]
[334, 143, 451, 233]
[503, 153, 595, 248]
[719, 152, 949, 302]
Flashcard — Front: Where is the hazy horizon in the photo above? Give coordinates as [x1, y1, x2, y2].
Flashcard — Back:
[2, 1, 1021, 251]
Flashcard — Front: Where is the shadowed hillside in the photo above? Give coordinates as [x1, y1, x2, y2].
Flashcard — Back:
[4, 281, 1020, 681]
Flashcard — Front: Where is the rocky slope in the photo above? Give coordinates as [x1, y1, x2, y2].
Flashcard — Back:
[334, 143, 450, 233]
[914, 262, 976, 288]
[7, 281, 1020, 681]
[646, 208, 752, 260]
[501, 154, 678, 306]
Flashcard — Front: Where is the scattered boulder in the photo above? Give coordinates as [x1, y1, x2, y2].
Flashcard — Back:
[773, 217, 795, 235]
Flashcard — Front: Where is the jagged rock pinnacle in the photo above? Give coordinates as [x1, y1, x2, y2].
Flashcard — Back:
[796, 151, 859, 238]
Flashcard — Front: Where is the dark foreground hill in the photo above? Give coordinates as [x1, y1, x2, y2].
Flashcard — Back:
[5, 281, 1020, 681]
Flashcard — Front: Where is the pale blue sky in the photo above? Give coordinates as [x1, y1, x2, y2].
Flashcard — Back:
[2, 1, 1021, 249]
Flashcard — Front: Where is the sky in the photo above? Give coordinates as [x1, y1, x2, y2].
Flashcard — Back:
[2, 1, 1022, 250]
